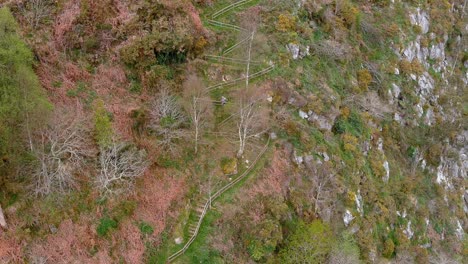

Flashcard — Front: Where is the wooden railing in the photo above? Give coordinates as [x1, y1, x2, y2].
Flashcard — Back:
[167, 137, 270, 262]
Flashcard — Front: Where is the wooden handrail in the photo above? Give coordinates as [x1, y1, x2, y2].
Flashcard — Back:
[167, 137, 270, 262]
[212, 0, 253, 18]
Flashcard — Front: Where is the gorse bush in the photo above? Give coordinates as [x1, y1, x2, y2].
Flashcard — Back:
[276, 13, 296, 32]
[357, 69, 373, 91]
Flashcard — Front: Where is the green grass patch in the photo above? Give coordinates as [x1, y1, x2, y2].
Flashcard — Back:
[139, 221, 155, 235]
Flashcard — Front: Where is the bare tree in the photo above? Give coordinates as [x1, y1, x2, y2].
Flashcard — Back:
[149, 88, 186, 153]
[235, 88, 269, 157]
[304, 161, 339, 220]
[182, 75, 213, 154]
[238, 7, 261, 90]
[234, 8, 270, 158]
[32, 109, 92, 196]
[96, 140, 149, 197]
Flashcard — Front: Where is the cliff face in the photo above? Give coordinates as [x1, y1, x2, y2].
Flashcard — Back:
[212, 0, 467, 262]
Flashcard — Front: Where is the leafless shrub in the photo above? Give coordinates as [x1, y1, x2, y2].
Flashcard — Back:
[96, 140, 149, 197]
[304, 161, 341, 220]
[429, 251, 460, 264]
[17, 0, 53, 29]
[394, 251, 415, 264]
[360, 19, 383, 45]
[149, 88, 186, 153]
[364, 62, 383, 86]
[32, 110, 92, 196]
[350, 91, 392, 119]
[311, 40, 353, 61]
[328, 248, 360, 264]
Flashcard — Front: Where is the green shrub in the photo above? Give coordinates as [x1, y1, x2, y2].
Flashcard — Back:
[93, 99, 113, 147]
[221, 157, 237, 175]
[129, 80, 142, 94]
[131, 108, 147, 136]
[120, 2, 201, 68]
[112, 200, 136, 222]
[139, 221, 154, 235]
[279, 220, 335, 264]
[341, 2, 359, 26]
[332, 110, 366, 137]
[157, 156, 180, 169]
[97, 216, 118, 236]
[247, 219, 282, 261]
[425, 143, 442, 166]
[383, 237, 395, 258]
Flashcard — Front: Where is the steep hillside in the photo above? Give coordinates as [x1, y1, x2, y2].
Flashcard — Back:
[0, 0, 466, 263]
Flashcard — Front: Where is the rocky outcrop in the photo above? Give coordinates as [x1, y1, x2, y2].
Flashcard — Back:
[286, 43, 310, 60]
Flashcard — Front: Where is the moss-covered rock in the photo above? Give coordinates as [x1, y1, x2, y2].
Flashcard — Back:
[221, 157, 238, 176]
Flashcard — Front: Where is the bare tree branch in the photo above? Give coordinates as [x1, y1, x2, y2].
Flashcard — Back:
[235, 89, 269, 157]
[149, 88, 186, 154]
[96, 140, 149, 197]
[31, 109, 92, 196]
[182, 75, 213, 154]
[304, 161, 339, 220]
[17, 0, 52, 29]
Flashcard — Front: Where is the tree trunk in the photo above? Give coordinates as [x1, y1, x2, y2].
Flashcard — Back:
[194, 122, 199, 154]
[0, 205, 7, 229]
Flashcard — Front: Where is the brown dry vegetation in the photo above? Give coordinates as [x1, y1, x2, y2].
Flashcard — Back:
[114, 221, 146, 264]
[0, 233, 22, 263]
[135, 170, 187, 240]
[245, 149, 291, 198]
[1, 0, 205, 262]
[30, 218, 103, 263]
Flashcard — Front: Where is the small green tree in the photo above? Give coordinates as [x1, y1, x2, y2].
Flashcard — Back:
[0, 7, 51, 178]
[280, 220, 335, 264]
[247, 218, 283, 261]
[93, 99, 113, 147]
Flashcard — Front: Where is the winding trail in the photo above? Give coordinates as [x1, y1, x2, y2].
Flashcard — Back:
[167, 137, 270, 262]
[167, 0, 274, 262]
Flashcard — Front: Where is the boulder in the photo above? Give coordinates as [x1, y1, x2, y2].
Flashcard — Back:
[221, 158, 238, 176]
